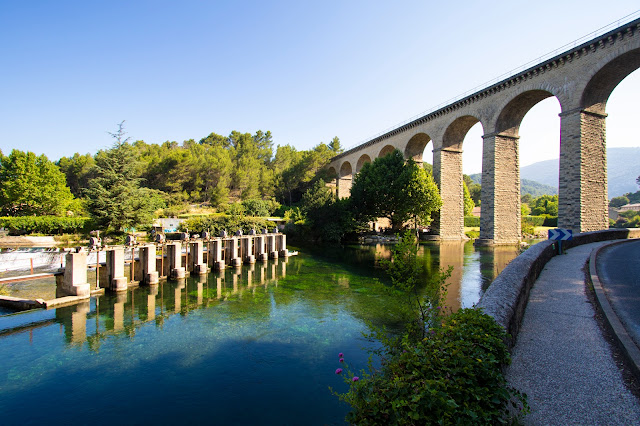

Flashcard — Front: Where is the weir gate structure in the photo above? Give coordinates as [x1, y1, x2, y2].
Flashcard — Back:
[56, 233, 289, 298]
[326, 17, 640, 244]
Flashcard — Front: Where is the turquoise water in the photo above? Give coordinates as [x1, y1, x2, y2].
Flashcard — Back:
[0, 242, 521, 425]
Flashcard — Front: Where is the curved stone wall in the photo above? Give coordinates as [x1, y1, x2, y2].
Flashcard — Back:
[478, 229, 640, 348]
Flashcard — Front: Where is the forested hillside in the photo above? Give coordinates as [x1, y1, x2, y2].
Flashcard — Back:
[0, 122, 343, 234]
[55, 126, 343, 210]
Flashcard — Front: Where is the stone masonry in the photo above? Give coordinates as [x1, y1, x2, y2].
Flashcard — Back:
[326, 19, 640, 243]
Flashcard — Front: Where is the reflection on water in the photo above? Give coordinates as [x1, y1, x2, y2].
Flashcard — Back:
[0, 241, 524, 424]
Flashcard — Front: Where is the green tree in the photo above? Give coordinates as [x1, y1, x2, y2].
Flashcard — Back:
[531, 194, 558, 216]
[609, 196, 630, 208]
[85, 122, 165, 233]
[350, 149, 442, 229]
[463, 181, 475, 216]
[0, 149, 74, 216]
[328, 136, 343, 154]
[57, 153, 95, 198]
[396, 159, 443, 230]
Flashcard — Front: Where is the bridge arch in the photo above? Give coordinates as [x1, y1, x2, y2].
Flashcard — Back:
[433, 116, 483, 240]
[404, 133, 432, 163]
[355, 154, 372, 173]
[442, 115, 481, 150]
[494, 90, 556, 137]
[479, 90, 562, 243]
[581, 48, 640, 114]
[556, 48, 640, 232]
[378, 145, 396, 158]
[337, 161, 353, 198]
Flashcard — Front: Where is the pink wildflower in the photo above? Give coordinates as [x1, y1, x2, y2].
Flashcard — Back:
[335, 368, 343, 374]
[352, 377, 359, 382]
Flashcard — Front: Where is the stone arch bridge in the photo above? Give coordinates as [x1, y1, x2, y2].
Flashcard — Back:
[326, 18, 640, 244]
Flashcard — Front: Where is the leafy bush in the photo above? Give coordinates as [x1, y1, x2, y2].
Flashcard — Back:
[612, 210, 640, 228]
[542, 215, 557, 227]
[0, 216, 91, 235]
[465, 229, 480, 239]
[335, 308, 528, 425]
[178, 215, 272, 235]
[523, 215, 544, 227]
[241, 199, 281, 217]
[464, 216, 479, 227]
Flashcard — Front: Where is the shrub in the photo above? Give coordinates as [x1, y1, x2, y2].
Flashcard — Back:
[465, 229, 480, 239]
[178, 215, 272, 235]
[464, 216, 479, 227]
[0, 216, 91, 235]
[241, 199, 281, 217]
[335, 308, 528, 424]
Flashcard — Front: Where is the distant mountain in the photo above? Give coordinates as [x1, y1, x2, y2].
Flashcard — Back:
[468, 175, 557, 197]
[468, 147, 640, 199]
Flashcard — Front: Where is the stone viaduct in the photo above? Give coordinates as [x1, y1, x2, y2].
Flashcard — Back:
[326, 18, 640, 244]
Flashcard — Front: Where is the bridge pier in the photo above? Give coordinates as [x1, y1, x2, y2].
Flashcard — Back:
[337, 176, 352, 198]
[433, 147, 465, 240]
[478, 133, 521, 245]
[559, 109, 608, 233]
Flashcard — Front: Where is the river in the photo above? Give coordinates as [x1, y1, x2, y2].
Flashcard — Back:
[0, 241, 522, 424]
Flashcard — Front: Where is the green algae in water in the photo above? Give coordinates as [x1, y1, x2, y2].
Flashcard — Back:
[0, 242, 523, 424]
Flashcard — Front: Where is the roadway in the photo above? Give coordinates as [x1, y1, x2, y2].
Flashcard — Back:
[505, 240, 640, 424]
[596, 239, 640, 349]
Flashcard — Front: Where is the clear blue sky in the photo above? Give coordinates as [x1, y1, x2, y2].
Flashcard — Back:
[1, 1, 639, 174]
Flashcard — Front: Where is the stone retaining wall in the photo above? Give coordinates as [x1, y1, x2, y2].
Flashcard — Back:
[478, 228, 640, 348]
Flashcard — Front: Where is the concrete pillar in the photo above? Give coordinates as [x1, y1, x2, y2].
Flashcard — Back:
[61, 250, 91, 297]
[227, 238, 241, 267]
[433, 147, 465, 241]
[140, 244, 159, 285]
[105, 247, 128, 292]
[277, 234, 289, 257]
[207, 239, 226, 270]
[558, 109, 608, 232]
[242, 236, 255, 264]
[266, 234, 278, 259]
[478, 133, 521, 245]
[254, 235, 268, 261]
[189, 240, 207, 275]
[166, 242, 186, 280]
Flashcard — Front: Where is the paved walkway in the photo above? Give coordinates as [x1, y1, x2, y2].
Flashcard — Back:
[506, 242, 640, 425]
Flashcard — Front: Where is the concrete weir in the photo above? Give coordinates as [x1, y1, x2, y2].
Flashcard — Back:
[48, 231, 291, 299]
